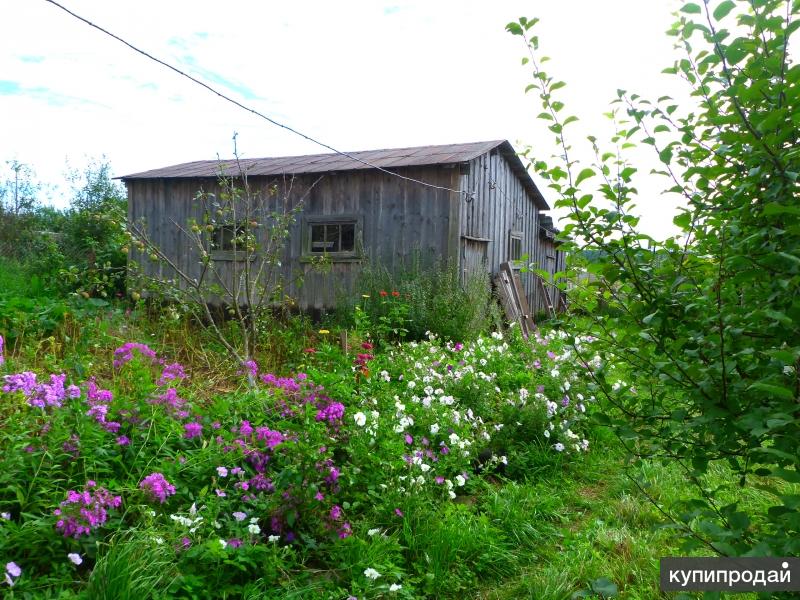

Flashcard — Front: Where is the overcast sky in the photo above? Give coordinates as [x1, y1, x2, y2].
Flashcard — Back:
[2, 0, 723, 238]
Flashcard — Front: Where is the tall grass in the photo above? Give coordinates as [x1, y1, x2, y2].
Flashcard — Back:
[336, 252, 502, 342]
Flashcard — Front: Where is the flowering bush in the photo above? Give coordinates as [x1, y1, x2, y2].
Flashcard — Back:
[0, 324, 595, 596]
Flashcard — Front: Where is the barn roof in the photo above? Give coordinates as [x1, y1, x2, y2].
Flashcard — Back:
[120, 140, 548, 210]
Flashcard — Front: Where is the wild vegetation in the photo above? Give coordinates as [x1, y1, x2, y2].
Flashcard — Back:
[1, 0, 798, 598]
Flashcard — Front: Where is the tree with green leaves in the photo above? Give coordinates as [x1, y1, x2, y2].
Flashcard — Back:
[509, 0, 799, 556]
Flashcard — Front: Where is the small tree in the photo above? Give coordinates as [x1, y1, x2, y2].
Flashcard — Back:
[0, 160, 41, 258]
[126, 138, 322, 378]
[59, 159, 129, 297]
[509, 0, 799, 556]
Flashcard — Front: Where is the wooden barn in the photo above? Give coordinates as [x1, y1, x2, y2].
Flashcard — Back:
[121, 140, 566, 315]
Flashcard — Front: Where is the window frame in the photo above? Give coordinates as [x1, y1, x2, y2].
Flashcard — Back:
[302, 214, 363, 262]
[209, 222, 254, 262]
[509, 229, 524, 268]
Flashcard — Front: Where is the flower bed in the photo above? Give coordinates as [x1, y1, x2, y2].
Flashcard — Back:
[0, 326, 595, 597]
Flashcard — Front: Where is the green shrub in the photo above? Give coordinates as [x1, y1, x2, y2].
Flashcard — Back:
[338, 252, 501, 343]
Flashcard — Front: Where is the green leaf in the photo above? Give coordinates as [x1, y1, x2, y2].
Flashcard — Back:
[713, 0, 736, 20]
[681, 3, 702, 14]
[673, 212, 692, 229]
[575, 168, 596, 187]
[748, 383, 795, 400]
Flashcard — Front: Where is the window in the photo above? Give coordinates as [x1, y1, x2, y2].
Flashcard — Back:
[212, 224, 245, 251]
[310, 222, 356, 253]
[303, 215, 362, 260]
[509, 231, 523, 264]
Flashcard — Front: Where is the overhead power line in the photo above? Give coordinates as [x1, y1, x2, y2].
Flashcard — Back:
[43, 0, 466, 197]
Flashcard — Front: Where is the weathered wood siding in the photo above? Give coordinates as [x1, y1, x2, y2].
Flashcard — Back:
[458, 149, 564, 315]
[127, 166, 461, 311]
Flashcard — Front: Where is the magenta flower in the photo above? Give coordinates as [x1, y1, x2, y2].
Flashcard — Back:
[315, 401, 345, 425]
[54, 481, 122, 538]
[139, 472, 176, 504]
[113, 342, 157, 368]
[184, 422, 203, 439]
[330, 505, 342, 520]
[0, 334, 4, 365]
[157, 362, 187, 386]
[116, 436, 130, 446]
[255, 427, 284, 450]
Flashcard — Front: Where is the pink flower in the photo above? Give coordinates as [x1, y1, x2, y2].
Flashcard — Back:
[184, 422, 203, 439]
[139, 473, 175, 504]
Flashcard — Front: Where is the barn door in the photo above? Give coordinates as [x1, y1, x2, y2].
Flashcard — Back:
[461, 238, 488, 283]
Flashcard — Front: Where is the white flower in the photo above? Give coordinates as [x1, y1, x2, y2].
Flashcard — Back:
[389, 583, 402, 592]
[543, 429, 550, 438]
[248, 523, 261, 535]
[448, 490, 456, 499]
[0, 512, 10, 520]
[430, 423, 440, 434]
[354, 412, 367, 427]
[219, 539, 228, 549]
[419, 463, 431, 472]
[554, 443, 565, 452]
[499, 455, 508, 465]
[232, 511, 247, 522]
[367, 528, 381, 536]
[249, 517, 259, 524]
[784, 365, 795, 375]
[67, 553, 82, 565]
[268, 535, 280, 542]
[364, 567, 382, 580]
[154, 537, 164, 545]
[455, 474, 466, 487]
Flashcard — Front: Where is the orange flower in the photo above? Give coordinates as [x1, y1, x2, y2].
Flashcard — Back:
[391, 291, 400, 297]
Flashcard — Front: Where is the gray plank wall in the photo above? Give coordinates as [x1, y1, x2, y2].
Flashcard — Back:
[459, 149, 559, 315]
[127, 166, 461, 311]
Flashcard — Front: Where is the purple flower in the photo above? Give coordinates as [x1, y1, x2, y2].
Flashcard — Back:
[394, 508, 404, 517]
[6, 562, 21, 578]
[242, 360, 258, 378]
[239, 420, 253, 436]
[116, 436, 130, 446]
[330, 505, 342, 520]
[227, 538, 243, 548]
[404, 434, 413, 445]
[54, 482, 122, 538]
[326, 466, 340, 484]
[4, 372, 71, 408]
[0, 335, 4, 365]
[184, 422, 203, 439]
[315, 491, 324, 501]
[315, 401, 345, 425]
[562, 396, 570, 407]
[338, 522, 352, 539]
[113, 342, 157, 368]
[157, 362, 187, 386]
[255, 427, 284, 450]
[139, 472, 176, 504]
